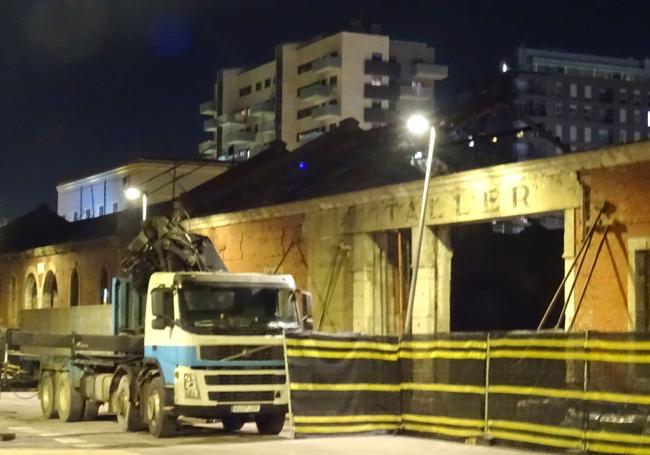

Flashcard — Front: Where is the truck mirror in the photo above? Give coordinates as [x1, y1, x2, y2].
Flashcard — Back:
[151, 289, 174, 320]
[297, 291, 313, 330]
[151, 317, 168, 330]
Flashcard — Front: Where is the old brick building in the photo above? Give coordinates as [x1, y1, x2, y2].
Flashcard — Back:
[1, 120, 649, 335]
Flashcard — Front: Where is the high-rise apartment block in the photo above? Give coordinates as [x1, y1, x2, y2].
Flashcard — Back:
[512, 47, 650, 159]
[199, 30, 447, 161]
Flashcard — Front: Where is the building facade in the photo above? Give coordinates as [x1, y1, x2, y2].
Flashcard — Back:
[512, 47, 650, 159]
[199, 31, 447, 160]
[57, 158, 227, 221]
[4, 138, 650, 336]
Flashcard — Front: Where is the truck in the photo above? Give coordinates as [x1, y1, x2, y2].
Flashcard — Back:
[2, 217, 313, 438]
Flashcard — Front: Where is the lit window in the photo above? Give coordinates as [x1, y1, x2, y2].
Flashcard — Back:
[620, 109, 627, 124]
[584, 127, 592, 143]
[584, 85, 592, 99]
[371, 76, 382, 86]
[647, 111, 650, 127]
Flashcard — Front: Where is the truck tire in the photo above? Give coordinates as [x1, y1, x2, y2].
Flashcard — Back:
[255, 413, 285, 435]
[82, 399, 100, 421]
[39, 371, 58, 419]
[112, 375, 144, 432]
[222, 415, 245, 432]
[56, 372, 84, 422]
[145, 376, 176, 438]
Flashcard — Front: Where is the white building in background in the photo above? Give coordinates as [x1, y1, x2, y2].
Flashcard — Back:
[199, 28, 447, 161]
[56, 158, 228, 221]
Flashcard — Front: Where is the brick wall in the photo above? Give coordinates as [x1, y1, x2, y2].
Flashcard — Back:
[0, 238, 120, 327]
[190, 214, 308, 289]
[573, 161, 650, 331]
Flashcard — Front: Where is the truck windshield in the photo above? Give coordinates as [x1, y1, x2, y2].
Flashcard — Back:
[178, 283, 298, 334]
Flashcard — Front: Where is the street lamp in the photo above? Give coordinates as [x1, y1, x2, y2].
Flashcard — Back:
[404, 114, 436, 335]
[124, 186, 148, 221]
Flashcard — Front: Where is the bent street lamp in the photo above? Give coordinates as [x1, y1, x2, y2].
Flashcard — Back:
[405, 114, 436, 335]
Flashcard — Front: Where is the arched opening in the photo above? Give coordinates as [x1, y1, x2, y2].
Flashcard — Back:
[42, 271, 58, 308]
[100, 267, 109, 304]
[24, 274, 37, 310]
[70, 269, 79, 307]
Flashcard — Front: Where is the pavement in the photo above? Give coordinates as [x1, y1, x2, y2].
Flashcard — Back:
[0, 392, 540, 454]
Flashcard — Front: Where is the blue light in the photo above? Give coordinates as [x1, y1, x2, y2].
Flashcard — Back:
[298, 161, 307, 169]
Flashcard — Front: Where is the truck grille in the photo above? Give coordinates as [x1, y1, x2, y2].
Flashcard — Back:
[205, 374, 285, 386]
[207, 391, 275, 402]
[199, 345, 284, 361]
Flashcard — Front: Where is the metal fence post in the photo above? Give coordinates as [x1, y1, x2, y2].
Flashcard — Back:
[484, 333, 491, 440]
[582, 331, 589, 452]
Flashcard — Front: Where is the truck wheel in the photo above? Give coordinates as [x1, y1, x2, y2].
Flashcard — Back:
[56, 372, 84, 422]
[82, 399, 100, 421]
[145, 376, 176, 438]
[222, 415, 245, 432]
[39, 371, 58, 419]
[113, 375, 144, 432]
[255, 413, 285, 435]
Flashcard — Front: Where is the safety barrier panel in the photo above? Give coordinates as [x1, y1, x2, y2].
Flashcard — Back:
[287, 331, 650, 454]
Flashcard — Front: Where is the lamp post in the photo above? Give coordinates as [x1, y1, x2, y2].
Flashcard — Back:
[404, 114, 436, 335]
[124, 186, 148, 221]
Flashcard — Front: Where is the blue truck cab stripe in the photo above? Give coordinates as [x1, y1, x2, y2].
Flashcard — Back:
[144, 345, 285, 385]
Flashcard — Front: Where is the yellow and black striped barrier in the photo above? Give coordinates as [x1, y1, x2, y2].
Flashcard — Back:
[286, 332, 650, 454]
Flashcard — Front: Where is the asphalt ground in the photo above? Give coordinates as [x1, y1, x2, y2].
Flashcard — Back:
[0, 392, 540, 454]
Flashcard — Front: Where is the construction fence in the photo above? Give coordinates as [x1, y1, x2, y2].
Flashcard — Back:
[286, 331, 650, 454]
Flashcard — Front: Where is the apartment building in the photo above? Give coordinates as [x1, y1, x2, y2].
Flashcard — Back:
[199, 30, 447, 161]
[511, 47, 650, 159]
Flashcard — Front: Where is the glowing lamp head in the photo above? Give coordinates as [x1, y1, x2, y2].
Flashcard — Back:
[406, 114, 430, 135]
[124, 186, 142, 201]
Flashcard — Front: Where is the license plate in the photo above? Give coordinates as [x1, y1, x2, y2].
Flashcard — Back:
[231, 404, 260, 413]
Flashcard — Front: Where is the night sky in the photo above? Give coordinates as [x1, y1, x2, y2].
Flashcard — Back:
[1, 0, 649, 221]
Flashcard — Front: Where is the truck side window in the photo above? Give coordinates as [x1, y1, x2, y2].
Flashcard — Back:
[151, 288, 174, 320]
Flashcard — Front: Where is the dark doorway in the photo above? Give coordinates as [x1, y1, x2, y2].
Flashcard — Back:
[450, 216, 564, 331]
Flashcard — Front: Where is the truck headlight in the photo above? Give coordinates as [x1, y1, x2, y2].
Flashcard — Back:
[183, 373, 200, 399]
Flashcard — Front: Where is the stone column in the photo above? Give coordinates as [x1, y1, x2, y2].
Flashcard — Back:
[411, 226, 452, 334]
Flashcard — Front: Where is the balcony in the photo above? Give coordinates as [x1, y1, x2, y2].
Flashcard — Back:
[411, 63, 448, 81]
[250, 99, 275, 118]
[311, 104, 341, 120]
[364, 84, 397, 100]
[203, 119, 218, 132]
[312, 55, 342, 74]
[198, 140, 216, 155]
[398, 84, 433, 100]
[257, 122, 276, 136]
[364, 107, 391, 124]
[364, 60, 400, 78]
[217, 112, 247, 127]
[224, 131, 255, 145]
[298, 84, 332, 103]
[199, 100, 217, 116]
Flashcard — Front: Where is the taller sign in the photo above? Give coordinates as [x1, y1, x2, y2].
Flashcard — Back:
[339, 171, 582, 233]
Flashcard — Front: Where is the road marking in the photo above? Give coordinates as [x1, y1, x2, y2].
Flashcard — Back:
[39, 432, 63, 437]
[74, 443, 104, 448]
[8, 426, 34, 431]
[54, 437, 87, 444]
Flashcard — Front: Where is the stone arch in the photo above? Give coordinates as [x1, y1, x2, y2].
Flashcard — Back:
[42, 271, 58, 308]
[70, 268, 79, 307]
[24, 273, 37, 310]
[100, 266, 109, 304]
